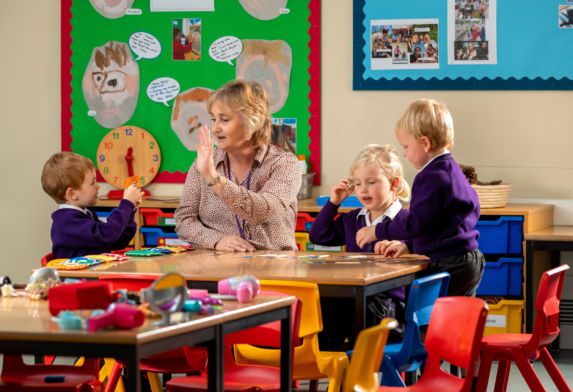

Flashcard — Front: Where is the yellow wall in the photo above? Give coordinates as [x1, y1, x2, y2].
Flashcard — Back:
[2, 1, 572, 283]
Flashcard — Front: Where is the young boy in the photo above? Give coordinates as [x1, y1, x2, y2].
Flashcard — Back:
[356, 99, 485, 296]
[41, 151, 143, 259]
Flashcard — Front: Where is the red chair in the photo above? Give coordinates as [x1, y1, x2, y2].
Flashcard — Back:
[41, 252, 53, 267]
[0, 355, 101, 391]
[475, 264, 571, 392]
[98, 274, 207, 392]
[378, 296, 488, 392]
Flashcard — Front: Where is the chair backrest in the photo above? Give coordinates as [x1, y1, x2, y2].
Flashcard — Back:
[527, 264, 570, 352]
[258, 280, 323, 338]
[344, 318, 398, 392]
[393, 272, 450, 366]
[40, 253, 53, 267]
[424, 297, 488, 371]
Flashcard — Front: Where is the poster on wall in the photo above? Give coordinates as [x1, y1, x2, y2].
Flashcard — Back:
[62, 0, 321, 184]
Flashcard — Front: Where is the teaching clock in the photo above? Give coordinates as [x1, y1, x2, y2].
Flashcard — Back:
[96, 126, 161, 189]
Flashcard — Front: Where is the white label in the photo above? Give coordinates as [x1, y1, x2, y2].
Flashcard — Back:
[485, 314, 506, 328]
[163, 217, 176, 226]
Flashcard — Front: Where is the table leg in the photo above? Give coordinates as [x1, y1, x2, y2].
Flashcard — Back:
[207, 326, 223, 392]
[124, 352, 140, 392]
[353, 287, 365, 345]
[526, 240, 534, 332]
[280, 307, 292, 392]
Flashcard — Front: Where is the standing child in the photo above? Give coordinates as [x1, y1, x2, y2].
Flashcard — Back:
[356, 99, 485, 297]
[310, 144, 410, 348]
[41, 151, 144, 259]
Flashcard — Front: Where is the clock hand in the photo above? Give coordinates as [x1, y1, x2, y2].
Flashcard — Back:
[125, 147, 134, 177]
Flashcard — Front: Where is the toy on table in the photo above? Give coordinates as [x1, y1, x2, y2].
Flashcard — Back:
[0, 276, 17, 297]
[188, 289, 223, 315]
[140, 272, 188, 326]
[217, 275, 260, 303]
[125, 249, 164, 257]
[48, 281, 118, 316]
[87, 302, 145, 331]
[26, 267, 61, 300]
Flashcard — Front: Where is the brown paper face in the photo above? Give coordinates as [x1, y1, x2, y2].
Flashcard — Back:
[236, 39, 292, 114]
[238, 0, 287, 20]
[171, 87, 214, 151]
[89, 0, 135, 19]
[82, 41, 140, 129]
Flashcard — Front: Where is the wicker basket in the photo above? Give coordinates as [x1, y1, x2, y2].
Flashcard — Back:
[471, 184, 512, 209]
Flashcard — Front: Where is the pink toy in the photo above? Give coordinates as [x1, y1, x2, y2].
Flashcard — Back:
[87, 303, 145, 332]
[218, 275, 260, 303]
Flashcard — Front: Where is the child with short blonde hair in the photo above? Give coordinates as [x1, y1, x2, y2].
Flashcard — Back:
[41, 151, 143, 259]
[356, 99, 484, 297]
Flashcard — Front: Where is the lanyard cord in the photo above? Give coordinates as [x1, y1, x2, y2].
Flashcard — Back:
[227, 161, 252, 239]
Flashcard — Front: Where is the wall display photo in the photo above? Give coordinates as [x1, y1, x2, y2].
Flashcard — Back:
[353, 0, 573, 90]
[62, 0, 321, 185]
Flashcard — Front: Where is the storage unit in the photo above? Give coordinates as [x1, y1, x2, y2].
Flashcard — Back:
[475, 216, 523, 254]
[476, 257, 523, 296]
[140, 208, 176, 226]
[140, 227, 179, 247]
[483, 299, 524, 337]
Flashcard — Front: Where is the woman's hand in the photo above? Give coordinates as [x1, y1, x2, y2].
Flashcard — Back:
[330, 178, 354, 205]
[215, 235, 256, 252]
[196, 126, 218, 183]
[375, 240, 409, 257]
[355, 226, 377, 249]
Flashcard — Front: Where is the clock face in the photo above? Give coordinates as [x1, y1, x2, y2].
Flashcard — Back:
[96, 126, 161, 189]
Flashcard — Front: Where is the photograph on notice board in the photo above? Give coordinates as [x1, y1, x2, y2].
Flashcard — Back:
[172, 18, 201, 61]
[271, 118, 296, 154]
[370, 19, 439, 70]
[559, 5, 573, 28]
[448, 0, 497, 64]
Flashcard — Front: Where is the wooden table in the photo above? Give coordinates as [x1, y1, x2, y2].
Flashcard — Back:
[58, 250, 430, 341]
[0, 294, 294, 392]
[525, 225, 573, 332]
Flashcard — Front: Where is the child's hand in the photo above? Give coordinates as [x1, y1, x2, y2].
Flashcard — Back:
[123, 184, 144, 208]
[355, 226, 377, 248]
[375, 240, 409, 257]
[330, 178, 354, 205]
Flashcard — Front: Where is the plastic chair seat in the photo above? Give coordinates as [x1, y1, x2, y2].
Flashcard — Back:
[483, 333, 531, 346]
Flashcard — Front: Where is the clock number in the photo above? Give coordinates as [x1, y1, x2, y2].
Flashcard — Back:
[104, 142, 113, 150]
[149, 167, 155, 174]
[140, 176, 146, 184]
[140, 131, 145, 139]
[112, 132, 120, 140]
[113, 177, 119, 184]
[149, 141, 155, 149]
[153, 154, 159, 162]
[124, 128, 133, 136]
[103, 167, 109, 174]
[99, 154, 106, 162]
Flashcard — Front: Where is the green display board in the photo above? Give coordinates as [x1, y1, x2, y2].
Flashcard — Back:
[61, 0, 321, 184]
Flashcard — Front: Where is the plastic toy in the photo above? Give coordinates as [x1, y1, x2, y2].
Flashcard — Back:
[87, 303, 145, 332]
[26, 267, 61, 299]
[48, 281, 116, 316]
[218, 275, 260, 303]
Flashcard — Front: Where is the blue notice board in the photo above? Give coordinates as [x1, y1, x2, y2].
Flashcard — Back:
[353, 0, 573, 90]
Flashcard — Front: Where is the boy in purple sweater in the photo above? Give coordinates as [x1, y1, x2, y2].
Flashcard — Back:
[310, 144, 411, 347]
[356, 99, 485, 296]
[41, 152, 143, 259]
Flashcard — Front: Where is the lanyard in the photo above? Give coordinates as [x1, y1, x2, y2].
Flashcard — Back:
[227, 162, 252, 239]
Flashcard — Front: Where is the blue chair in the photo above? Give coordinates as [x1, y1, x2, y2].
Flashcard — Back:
[374, 272, 450, 386]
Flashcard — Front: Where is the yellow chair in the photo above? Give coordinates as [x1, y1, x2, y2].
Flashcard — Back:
[342, 318, 398, 392]
[233, 280, 349, 392]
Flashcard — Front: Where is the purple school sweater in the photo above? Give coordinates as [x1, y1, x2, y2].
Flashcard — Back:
[374, 153, 480, 261]
[309, 200, 409, 253]
[51, 199, 137, 259]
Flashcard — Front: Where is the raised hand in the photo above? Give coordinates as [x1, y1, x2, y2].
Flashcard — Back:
[330, 178, 354, 205]
[196, 126, 218, 182]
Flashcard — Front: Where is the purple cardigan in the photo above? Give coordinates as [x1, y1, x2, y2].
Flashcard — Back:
[51, 199, 137, 259]
[309, 200, 409, 253]
[374, 153, 480, 261]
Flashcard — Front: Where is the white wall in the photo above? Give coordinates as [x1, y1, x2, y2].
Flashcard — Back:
[2, 1, 572, 283]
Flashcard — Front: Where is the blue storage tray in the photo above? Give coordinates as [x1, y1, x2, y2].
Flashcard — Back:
[93, 208, 117, 223]
[476, 257, 523, 296]
[316, 196, 362, 208]
[140, 227, 179, 246]
[475, 216, 523, 254]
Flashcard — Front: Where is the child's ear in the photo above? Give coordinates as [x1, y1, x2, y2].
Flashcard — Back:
[421, 136, 432, 152]
[390, 177, 400, 191]
[64, 187, 78, 201]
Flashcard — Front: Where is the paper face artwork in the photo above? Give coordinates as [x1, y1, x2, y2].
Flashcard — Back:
[171, 87, 214, 151]
[82, 41, 140, 129]
[236, 40, 292, 114]
[89, 0, 134, 19]
[238, 0, 287, 20]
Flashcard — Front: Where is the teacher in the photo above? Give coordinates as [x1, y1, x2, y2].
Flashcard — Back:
[175, 80, 301, 251]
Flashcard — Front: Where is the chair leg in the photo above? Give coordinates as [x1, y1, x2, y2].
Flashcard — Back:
[493, 359, 511, 392]
[475, 350, 494, 392]
[538, 348, 572, 392]
[380, 358, 406, 387]
[148, 372, 163, 392]
[512, 351, 546, 392]
[308, 379, 319, 392]
[326, 354, 349, 392]
[103, 360, 126, 392]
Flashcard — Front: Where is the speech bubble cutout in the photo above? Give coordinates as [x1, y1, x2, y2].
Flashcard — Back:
[129, 31, 161, 61]
[147, 77, 180, 107]
[209, 36, 243, 65]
